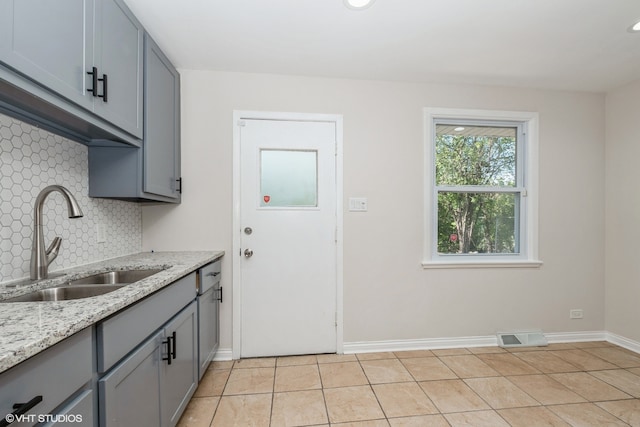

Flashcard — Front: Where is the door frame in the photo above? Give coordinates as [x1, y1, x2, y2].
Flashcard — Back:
[232, 110, 344, 359]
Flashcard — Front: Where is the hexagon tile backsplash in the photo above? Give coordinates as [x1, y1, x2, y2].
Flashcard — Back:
[0, 112, 142, 283]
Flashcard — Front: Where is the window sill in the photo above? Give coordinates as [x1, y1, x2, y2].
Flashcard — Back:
[422, 259, 543, 269]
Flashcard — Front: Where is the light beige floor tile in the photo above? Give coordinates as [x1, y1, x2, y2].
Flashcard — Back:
[194, 369, 230, 397]
[629, 368, 640, 377]
[550, 372, 632, 401]
[319, 361, 369, 388]
[439, 355, 500, 378]
[388, 414, 449, 427]
[584, 347, 640, 368]
[372, 382, 438, 418]
[274, 364, 321, 392]
[323, 385, 385, 423]
[400, 357, 457, 381]
[234, 357, 276, 368]
[176, 397, 219, 427]
[444, 410, 510, 427]
[394, 350, 435, 358]
[596, 399, 640, 426]
[552, 349, 617, 371]
[276, 354, 317, 366]
[477, 353, 540, 376]
[507, 374, 586, 405]
[548, 403, 630, 427]
[591, 369, 640, 397]
[464, 377, 539, 409]
[210, 360, 234, 370]
[332, 420, 389, 427]
[468, 346, 507, 354]
[512, 351, 582, 373]
[360, 359, 414, 384]
[211, 394, 272, 427]
[222, 367, 274, 395]
[316, 353, 357, 363]
[431, 348, 471, 356]
[572, 341, 614, 349]
[271, 390, 328, 426]
[356, 352, 397, 361]
[419, 379, 490, 413]
[506, 346, 547, 353]
[497, 406, 571, 427]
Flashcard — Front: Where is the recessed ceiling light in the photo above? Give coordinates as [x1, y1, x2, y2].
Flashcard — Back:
[628, 20, 640, 32]
[344, 0, 376, 10]
[454, 127, 465, 132]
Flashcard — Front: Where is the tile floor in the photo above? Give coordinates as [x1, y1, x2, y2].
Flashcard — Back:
[177, 341, 640, 426]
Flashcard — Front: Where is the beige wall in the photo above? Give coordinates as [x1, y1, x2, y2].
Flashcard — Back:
[142, 70, 606, 350]
[604, 79, 640, 343]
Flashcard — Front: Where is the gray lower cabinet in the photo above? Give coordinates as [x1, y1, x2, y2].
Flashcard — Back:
[88, 32, 181, 203]
[197, 261, 222, 379]
[0, 0, 143, 140]
[0, 327, 95, 426]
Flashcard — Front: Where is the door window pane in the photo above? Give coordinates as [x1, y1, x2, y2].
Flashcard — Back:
[260, 150, 318, 207]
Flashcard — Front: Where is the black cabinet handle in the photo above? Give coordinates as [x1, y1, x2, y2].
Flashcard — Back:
[216, 286, 223, 303]
[0, 395, 43, 427]
[98, 73, 108, 102]
[171, 331, 177, 360]
[206, 272, 220, 277]
[87, 67, 98, 97]
[162, 335, 173, 365]
[176, 177, 182, 194]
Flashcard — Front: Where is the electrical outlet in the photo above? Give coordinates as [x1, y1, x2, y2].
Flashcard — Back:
[96, 224, 107, 243]
[569, 309, 583, 319]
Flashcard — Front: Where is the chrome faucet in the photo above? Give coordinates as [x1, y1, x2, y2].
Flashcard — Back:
[30, 185, 84, 280]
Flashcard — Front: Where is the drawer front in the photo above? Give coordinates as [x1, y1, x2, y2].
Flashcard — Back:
[0, 328, 92, 425]
[97, 272, 196, 373]
[198, 260, 221, 294]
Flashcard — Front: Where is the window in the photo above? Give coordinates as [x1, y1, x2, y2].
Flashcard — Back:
[423, 108, 541, 268]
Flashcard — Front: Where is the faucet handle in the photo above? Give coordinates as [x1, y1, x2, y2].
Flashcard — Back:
[46, 237, 62, 264]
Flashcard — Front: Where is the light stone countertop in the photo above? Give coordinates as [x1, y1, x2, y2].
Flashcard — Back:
[0, 251, 224, 374]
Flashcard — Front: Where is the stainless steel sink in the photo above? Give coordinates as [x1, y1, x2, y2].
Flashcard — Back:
[3, 285, 125, 302]
[68, 268, 164, 285]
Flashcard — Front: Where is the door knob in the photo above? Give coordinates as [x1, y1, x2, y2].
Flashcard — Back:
[244, 249, 254, 258]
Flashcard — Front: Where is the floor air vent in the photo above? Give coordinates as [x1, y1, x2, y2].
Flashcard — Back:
[497, 330, 548, 348]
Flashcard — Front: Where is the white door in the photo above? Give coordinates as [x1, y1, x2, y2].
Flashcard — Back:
[239, 118, 337, 358]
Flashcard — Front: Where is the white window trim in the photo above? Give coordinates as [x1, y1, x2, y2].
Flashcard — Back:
[423, 107, 542, 269]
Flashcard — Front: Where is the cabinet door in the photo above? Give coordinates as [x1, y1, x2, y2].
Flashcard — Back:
[163, 302, 197, 427]
[99, 330, 163, 427]
[143, 33, 181, 199]
[0, 0, 95, 111]
[93, 0, 143, 139]
[198, 287, 220, 379]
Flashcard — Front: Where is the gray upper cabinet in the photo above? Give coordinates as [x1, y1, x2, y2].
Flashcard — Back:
[144, 33, 181, 199]
[0, 0, 143, 139]
[88, 32, 181, 203]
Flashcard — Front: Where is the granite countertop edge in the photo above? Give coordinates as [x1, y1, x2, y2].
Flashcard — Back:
[0, 250, 224, 375]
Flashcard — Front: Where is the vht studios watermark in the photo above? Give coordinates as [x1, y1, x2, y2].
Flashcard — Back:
[4, 413, 83, 424]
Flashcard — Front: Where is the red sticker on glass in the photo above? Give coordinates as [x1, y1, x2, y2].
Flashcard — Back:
[263, 195, 271, 203]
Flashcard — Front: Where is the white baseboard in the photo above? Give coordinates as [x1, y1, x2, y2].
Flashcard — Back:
[213, 348, 233, 361]
[606, 332, 640, 354]
[343, 330, 615, 354]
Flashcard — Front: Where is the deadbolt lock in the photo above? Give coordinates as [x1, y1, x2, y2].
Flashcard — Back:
[244, 227, 253, 235]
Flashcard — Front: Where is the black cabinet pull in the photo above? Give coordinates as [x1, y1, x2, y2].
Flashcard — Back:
[217, 286, 223, 303]
[162, 335, 173, 365]
[0, 395, 43, 427]
[87, 67, 98, 97]
[176, 177, 182, 194]
[171, 331, 177, 360]
[98, 73, 108, 102]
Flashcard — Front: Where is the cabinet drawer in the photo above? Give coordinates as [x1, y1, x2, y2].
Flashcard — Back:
[198, 261, 221, 294]
[97, 272, 196, 373]
[0, 328, 92, 424]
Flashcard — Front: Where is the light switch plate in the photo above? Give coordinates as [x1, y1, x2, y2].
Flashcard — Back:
[349, 197, 368, 212]
[96, 224, 107, 243]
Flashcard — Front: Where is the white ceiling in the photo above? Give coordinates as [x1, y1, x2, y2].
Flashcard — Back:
[122, 0, 640, 93]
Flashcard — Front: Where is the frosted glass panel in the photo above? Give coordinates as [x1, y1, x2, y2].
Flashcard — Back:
[260, 150, 318, 207]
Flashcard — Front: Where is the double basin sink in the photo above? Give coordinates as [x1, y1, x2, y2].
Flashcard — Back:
[4, 269, 163, 303]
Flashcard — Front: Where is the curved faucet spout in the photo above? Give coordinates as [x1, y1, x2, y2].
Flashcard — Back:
[30, 185, 84, 280]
